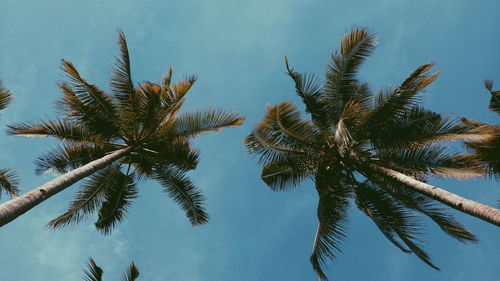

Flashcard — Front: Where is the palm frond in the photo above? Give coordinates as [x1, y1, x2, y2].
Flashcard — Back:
[0, 80, 13, 111]
[94, 171, 137, 235]
[376, 145, 484, 180]
[285, 57, 328, 128]
[110, 31, 136, 105]
[122, 261, 140, 281]
[324, 28, 376, 123]
[354, 182, 439, 270]
[34, 144, 111, 175]
[173, 108, 244, 138]
[61, 59, 117, 120]
[0, 168, 20, 198]
[367, 172, 476, 242]
[83, 258, 103, 281]
[141, 137, 199, 171]
[244, 102, 316, 163]
[484, 80, 500, 115]
[261, 155, 314, 191]
[153, 166, 208, 226]
[7, 119, 99, 143]
[135, 82, 166, 137]
[162, 66, 173, 87]
[57, 82, 120, 139]
[367, 64, 439, 129]
[47, 165, 120, 229]
[369, 107, 494, 149]
[310, 172, 351, 281]
[172, 76, 197, 100]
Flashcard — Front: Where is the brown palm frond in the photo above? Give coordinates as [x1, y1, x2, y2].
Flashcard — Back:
[0, 80, 13, 111]
[0, 168, 20, 198]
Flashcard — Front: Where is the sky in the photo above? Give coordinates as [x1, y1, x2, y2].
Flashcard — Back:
[0, 0, 499, 280]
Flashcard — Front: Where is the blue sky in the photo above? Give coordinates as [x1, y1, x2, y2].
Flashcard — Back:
[0, 0, 499, 280]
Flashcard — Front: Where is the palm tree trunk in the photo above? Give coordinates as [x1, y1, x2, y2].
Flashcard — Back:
[0, 146, 133, 227]
[369, 163, 500, 226]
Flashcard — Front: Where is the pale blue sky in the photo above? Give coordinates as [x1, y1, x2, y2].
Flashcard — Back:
[0, 0, 499, 280]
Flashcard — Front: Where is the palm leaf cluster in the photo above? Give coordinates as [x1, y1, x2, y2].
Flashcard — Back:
[245, 28, 490, 280]
[8, 32, 244, 234]
[83, 258, 139, 281]
[462, 80, 500, 178]
[0, 81, 20, 198]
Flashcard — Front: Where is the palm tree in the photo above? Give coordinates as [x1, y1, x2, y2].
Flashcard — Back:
[0, 32, 244, 233]
[0, 81, 20, 198]
[83, 258, 139, 281]
[462, 80, 500, 178]
[244, 28, 500, 280]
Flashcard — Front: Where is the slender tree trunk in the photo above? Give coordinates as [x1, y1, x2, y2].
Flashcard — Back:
[0, 146, 133, 227]
[369, 163, 500, 226]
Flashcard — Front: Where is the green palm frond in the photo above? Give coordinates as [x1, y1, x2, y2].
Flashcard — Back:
[122, 261, 140, 281]
[354, 182, 439, 270]
[0, 168, 20, 198]
[141, 137, 199, 171]
[95, 171, 137, 235]
[244, 102, 315, 163]
[57, 82, 121, 139]
[48, 165, 120, 229]
[261, 156, 314, 191]
[110, 31, 136, 105]
[310, 171, 352, 281]
[7, 119, 97, 143]
[135, 82, 167, 137]
[34, 144, 111, 175]
[83, 258, 103, 281]
[368, 64, 439, 129]
[285, 57, 328, 128]
[0, 80, 13, 111]
[173, 108, 244, 138]
[324, 28, 376, 123]
[363, 170, 476, 242]
[376, 146, 484, 179]
[153, 166, 208, 226]
[369, 107, 493, 149]
[61, 59, 118, 119]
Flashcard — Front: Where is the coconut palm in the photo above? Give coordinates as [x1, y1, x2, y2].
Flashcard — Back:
[245, 28, 500, 280]
[0, 32, 244, 233]
[462, 80, 500, 178]
[83, 258, 139, 281]
[0, 81, 20, 198]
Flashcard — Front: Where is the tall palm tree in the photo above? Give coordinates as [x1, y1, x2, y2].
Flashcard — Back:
[0, 32, 244, 233]
[83, 258, 139, 281]
[245, 28, 500, 280]
[0, 81, 20, 198]
[462, 80, 500, 178]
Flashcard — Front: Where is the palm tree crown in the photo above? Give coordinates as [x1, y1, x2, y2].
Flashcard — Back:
[0, 81, 20, 198]
[245, 28, 497, 280]
[5, 32, 244, 234]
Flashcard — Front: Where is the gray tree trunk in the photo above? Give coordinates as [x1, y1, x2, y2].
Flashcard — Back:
[0, 146, 133, 227]
[370, 163, 500, 226]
